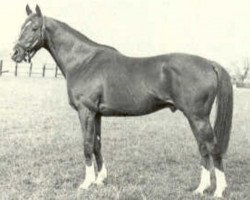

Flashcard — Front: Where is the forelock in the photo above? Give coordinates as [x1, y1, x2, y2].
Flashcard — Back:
[21, 14, 39, 29]
[22, 18, 32, 30]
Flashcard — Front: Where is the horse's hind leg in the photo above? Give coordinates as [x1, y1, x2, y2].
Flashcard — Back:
[188, 116, 214, 195]
[212, 153, 227, 198]
[193, 143, 211, 195]
[93, 114, 107, 185]
[188, 115, 227, 197]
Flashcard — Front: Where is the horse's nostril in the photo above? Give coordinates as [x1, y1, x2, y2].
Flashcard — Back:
[14, 49, 19, 56]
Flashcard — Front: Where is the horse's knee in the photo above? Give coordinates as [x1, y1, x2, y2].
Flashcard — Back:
[84, 141, 94, 163]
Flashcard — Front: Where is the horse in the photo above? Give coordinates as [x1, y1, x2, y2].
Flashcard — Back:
[11, 5, 233, 198]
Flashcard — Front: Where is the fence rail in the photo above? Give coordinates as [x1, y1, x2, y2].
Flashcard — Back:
[0, 60, 62, 78]
[0, 60, 9, 76]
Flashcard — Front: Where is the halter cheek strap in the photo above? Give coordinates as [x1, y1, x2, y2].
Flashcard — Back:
[41, 16, 45, 46]
[30, 16, 45, 49]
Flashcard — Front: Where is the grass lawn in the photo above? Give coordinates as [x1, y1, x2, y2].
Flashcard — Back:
[0, 77, 249, 199]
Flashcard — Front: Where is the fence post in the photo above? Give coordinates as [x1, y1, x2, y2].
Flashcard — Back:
[15, 63, 18, 76]
[55, 65, 58, 78]
[29, 62, 33, 77]
[0, 60, 2, 76]
[42, 64, 46, 77]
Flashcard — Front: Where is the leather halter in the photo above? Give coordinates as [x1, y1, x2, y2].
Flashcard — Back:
[16, 17, 45, 62]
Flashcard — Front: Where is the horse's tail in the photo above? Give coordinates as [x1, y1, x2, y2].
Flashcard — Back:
[213, 64, 233, 154]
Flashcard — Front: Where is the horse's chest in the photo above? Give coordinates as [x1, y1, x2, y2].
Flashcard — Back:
[67, 80, 102, 112]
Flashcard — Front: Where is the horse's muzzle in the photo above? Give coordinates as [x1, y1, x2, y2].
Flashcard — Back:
[11, 45, 25, 63]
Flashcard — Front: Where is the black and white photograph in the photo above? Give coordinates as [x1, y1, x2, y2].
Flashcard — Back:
[0, 0, 249, 199]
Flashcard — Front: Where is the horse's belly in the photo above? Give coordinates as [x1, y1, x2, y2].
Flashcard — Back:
[100, 73, 171, 116]
[98, 97, 167, 116]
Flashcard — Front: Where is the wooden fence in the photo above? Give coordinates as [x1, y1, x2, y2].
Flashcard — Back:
[0, 60, 62, 78]
[0, 60, 9, 76]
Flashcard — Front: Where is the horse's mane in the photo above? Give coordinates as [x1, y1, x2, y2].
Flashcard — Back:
[49, 17, 118, 52]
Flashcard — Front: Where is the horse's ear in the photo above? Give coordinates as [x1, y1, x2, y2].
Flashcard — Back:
[26, 4, 32, 16]
[35, 5, 42, 17]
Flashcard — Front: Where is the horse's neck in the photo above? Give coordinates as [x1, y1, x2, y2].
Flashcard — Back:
[43, 17, 99, 77]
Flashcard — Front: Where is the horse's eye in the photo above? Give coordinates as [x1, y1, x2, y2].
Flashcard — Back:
[32, 27, 38, 31]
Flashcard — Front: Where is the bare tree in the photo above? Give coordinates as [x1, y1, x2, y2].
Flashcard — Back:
[235, 58, 250, 83]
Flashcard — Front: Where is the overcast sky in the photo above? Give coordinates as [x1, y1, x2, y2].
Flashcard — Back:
[1, 0, 250, 71]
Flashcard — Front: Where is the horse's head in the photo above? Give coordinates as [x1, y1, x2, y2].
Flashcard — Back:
[12, 5, 45, 63]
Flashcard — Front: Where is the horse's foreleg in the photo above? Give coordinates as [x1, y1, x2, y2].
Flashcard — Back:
[93, 114, 107, 185]
[78, 107, 96, 190]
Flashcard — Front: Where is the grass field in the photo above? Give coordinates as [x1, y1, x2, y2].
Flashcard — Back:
[0, 77, 249, 200]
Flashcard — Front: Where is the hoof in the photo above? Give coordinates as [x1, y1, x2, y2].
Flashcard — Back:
[79, 163, 95, 190]
[214, 168, 227, 199]
[213, 191, 223, 198]
[94, 164, 107, 186]
[193, 189, 204, 196]
[94, 180, 104, 186]
[78, 180, 94, 190]
[94, 178, 105, 186]
[79, 184, 90, 190]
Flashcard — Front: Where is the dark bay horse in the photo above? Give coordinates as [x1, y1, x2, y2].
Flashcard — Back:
[12, 5, 233, 198]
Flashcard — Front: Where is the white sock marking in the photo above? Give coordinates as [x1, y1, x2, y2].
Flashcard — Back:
[79, 162, 96, 190]
[214, 168, 227, 198]
[193, 166, 211, 195]
[95, 163, 107, 185]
